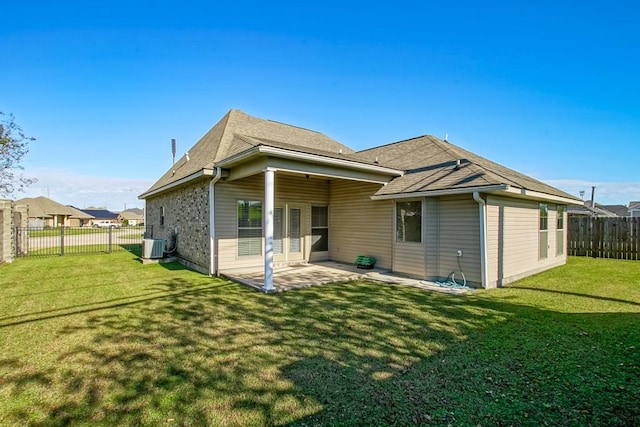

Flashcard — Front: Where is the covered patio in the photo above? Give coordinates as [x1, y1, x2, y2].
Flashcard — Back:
[220, 261, 470, 294]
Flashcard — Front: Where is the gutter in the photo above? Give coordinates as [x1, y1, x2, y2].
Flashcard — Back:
[494, 187, 581, 205]
[371, 184, 509, 200]
[209, 167, 223, 276]
[139, 169, 214, 200]
[473, 191, 489, 289]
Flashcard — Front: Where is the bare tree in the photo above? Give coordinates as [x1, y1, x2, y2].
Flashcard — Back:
[0, 112, 37, 197]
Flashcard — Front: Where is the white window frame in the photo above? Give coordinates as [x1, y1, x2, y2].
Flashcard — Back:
[556, 205, 565, 256]
[311, 205, 329, 253]
[237, 200, 263, 257]
[539, 203, 549, 259]
[395, 200, 422, 244]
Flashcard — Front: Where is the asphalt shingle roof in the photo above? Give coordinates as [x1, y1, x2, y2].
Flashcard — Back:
[14, 197, 93, 219]
[143, 110, 353, 195]
[141, 110, 578, 203]
[81, 209, 118, 219]
[599, 204, 629, 217]
[356, 135, 578, 200]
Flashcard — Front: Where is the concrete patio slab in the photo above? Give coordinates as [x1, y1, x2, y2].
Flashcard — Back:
[220, 262, 470, 294]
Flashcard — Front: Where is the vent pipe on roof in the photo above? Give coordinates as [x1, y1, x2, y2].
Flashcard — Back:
[171, 139, 176, 165]
[444, 133, 449, 142]
[186, 151, 190, 162]
[591, 186, 596, 209]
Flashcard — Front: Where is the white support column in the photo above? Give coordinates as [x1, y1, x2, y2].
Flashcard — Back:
[263, 168, 275, 292]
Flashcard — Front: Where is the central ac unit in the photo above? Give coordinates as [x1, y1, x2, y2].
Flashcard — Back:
[142, 238, 166, 259]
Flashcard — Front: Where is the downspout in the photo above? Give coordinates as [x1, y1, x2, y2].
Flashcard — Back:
[473, 191, 489, 288]
[209, 167, 222, 276]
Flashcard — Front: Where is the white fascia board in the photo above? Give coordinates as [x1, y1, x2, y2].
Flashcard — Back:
[216, 146, 403, 177]
[495, 187, 582, 205]
[370, 185, 509, 200]
[372, 184, 581, 204]
[139, 169, 213, 199]
[272, 166, 391, 184]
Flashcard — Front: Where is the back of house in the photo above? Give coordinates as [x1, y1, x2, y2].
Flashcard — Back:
[140, 109, 579, 289]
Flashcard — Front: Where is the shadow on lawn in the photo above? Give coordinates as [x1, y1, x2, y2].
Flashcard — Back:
[512, 286, 640, 307]
[2, 278, 639, 426]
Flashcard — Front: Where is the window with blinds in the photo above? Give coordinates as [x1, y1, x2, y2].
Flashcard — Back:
[290, 208, 302, 253]
[237, 201, 262, 256]
[274, 208, 283, 254]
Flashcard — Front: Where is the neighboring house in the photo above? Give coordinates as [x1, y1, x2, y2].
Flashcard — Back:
[80, 209, 119, 226]
[629, 201, 640, 218]
[567, 203, 596, 217]
[569, 202, 619, 218]
[139, 109, 580, 289]
[599, 204, 629, 217]
[14, 196, 94, 227]
[118, 208, 145, 226]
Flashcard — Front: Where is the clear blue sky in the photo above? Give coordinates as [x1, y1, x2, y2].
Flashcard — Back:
[2, 0, 639, 210]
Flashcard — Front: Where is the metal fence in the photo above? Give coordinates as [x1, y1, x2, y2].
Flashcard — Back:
[15, 225, 152, 258]
[569, 217, 640, 260]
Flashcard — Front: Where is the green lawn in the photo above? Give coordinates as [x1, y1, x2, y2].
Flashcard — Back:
[1, 254, 638, 426]
[27, 228, 105, 237]
[27, 226, 144, 238]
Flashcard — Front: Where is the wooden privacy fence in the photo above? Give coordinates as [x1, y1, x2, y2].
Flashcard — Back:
[569, 217, 640, 260]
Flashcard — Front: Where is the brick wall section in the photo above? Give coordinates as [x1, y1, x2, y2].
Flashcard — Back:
[0, 200, 27, 263]
[13, 204, 28, 258]
[145, 180, 211, 273]
[0, 199, 12, 263]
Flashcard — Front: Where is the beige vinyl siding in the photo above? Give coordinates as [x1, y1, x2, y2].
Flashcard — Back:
[275, 174, 330, 204]
[424, 198, 440, 279]
[486, 196, 567, 287]
[435, 195, 482, 285]
[393, 242, 425, 278]
[485, 201, 500, 285]
[329, 180, 392, 269]
[216, 173, 330, 272]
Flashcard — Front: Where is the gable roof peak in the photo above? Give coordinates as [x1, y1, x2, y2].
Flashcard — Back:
[141, 109, 356, 198]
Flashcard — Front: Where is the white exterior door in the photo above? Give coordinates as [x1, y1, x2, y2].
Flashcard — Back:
[274, 204, 304, 263]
